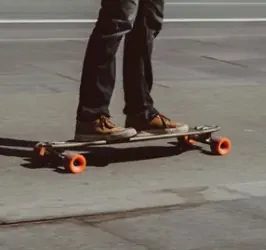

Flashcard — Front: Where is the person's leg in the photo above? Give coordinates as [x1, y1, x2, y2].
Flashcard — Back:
[123, 0, 188, 134]
[123, 0, 160, 119]
[75, 0, 139, 141]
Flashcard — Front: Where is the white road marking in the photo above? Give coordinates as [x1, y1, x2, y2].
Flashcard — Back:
[163, 18, 266, 22]
[0, 38, 87, 42]
[0, 19, 96, 24]
[1, 33, 265, 43]
[166, 2, 266, 5]
[1, 18, 266, 24]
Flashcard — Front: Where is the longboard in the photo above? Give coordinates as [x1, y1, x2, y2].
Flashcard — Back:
[32, 125, 231, 174]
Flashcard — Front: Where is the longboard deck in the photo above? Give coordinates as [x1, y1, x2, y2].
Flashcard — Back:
[33, 125, 231, 174]
[45, 125, 221, 149]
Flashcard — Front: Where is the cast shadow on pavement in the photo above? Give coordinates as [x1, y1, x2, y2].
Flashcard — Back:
[0, 137, 38, 158]
[0, 137, 212, 174]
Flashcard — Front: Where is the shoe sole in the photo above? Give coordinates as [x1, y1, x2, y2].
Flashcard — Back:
[74, 127, 137, 142]
[135, 124, 189, 137]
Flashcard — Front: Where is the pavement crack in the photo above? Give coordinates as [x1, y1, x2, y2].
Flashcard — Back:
[200, 55, 266, 84]
[26, 63, 80, 83]
[155, 83, 170, 88]
[201, 55, 248, 68]
[0, 202, 209, 228]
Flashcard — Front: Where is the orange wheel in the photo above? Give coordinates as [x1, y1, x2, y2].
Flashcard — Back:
[210, 137, 231, 155]
[64, 154, 87, 174]
[33, 144, 47, 157]
[185, 135, 196, 145]
[32, 143, 48, 166]
[179, 136, 196, 146]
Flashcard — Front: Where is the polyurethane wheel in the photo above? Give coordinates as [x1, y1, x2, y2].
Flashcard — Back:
[210, 137, 231, 155]
[32, 143, 48, 166]
[178, 136, 196, 146]
[184, 135, 196, 145]
[63, 153, 87, 174]
[33, 144, 47, 157]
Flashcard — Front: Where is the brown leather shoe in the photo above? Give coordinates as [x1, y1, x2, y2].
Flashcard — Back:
[75, 116, 137, 141]
[125, 113, 189, 135]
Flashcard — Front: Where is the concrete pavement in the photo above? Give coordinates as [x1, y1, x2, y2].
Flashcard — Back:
[1, 20, 266, 222]
[2, 197, 266, 249]
[1, 1, 266, 249]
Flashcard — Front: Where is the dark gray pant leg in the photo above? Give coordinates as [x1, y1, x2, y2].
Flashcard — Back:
[123, 0, 165, 119]
[77, 0, 139, 121]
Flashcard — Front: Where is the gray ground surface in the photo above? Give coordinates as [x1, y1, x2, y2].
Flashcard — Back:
[2, 197, 266, 250]
[1, 1, 266, 249]
[1, 0, 266, 19]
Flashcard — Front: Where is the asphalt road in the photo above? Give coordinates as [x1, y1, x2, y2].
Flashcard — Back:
[1, 1, 266, 250]
[1, 0, 266, 19]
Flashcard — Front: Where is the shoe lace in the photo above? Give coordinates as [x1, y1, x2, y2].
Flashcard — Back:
[99, 116, 115, 129]
[158, 113, 170, 121]
[157, 113, 171, 127]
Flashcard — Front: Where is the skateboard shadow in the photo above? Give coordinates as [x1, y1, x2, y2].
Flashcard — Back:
[0, 137, 38, 147]
[21, 144, 194, 174]
[0, 136, 211, 174]
[0, 137, 38, 158]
